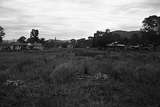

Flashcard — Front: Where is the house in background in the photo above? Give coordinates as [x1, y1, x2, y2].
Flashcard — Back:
[67, 44, 73, 48]
[0, 42, 44, 51]
[10, 42, 28, 51]
[32, 43, 43, 50]
[0, 43, 11, 51]
[106, 41, 126, 50]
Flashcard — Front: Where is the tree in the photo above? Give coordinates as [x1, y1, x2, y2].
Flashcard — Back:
[94, 31, 104, 37]
[70, 39, 77, 48]
[105, 29, 110, 34]
[39, 38, 45, 44]
[76, 38, 86, 48]
[141, 15, 160, 49]
[29, 29, 39, 43]
[142, 15, 160, 33]
[87, 36, 93, 47]
[0, 26, 5, 43]
[17, 36, 26, 43]
[130, 33, 140, 45]
[93, 31, 105, 47]
[93, 29, 116, 47]
[122, 37, 129, 45]
[27, 38, 35, 44]
[44, 40, 56, 48]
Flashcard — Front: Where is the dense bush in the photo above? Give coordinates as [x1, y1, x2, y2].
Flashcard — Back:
[50, 62, 78, 84]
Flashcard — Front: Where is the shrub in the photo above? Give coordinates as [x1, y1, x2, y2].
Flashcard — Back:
[0, 70, 9, 84]
[0, 64, 8, 71]
[50, 62, 78, 84]
[15, 59, 35, 72]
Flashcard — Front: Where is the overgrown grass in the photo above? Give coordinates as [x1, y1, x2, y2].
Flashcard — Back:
[0, 49, 160, 107]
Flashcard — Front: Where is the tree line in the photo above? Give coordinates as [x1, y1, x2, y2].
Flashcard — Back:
[71, 15, 160, 49]
[0, 15, 160, 49]
[17, 29, 45, 44]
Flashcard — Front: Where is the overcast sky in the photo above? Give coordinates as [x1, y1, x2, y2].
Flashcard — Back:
[0, 0, 160, 40]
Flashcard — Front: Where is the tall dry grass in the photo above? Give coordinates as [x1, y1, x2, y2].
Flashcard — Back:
[0, 49, 160, 107]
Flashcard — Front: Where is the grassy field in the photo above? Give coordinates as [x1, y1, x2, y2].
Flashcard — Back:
[0, 48, 160, 107]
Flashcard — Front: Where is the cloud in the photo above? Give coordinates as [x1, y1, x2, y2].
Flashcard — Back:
[0, 0, 160, 40]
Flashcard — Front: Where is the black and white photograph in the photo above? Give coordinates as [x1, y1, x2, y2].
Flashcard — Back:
[0, 0, 160, 107]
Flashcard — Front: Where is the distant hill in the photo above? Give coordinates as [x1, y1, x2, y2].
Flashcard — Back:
[47, 39, 70, 43]
[112, 30, 142, 39]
